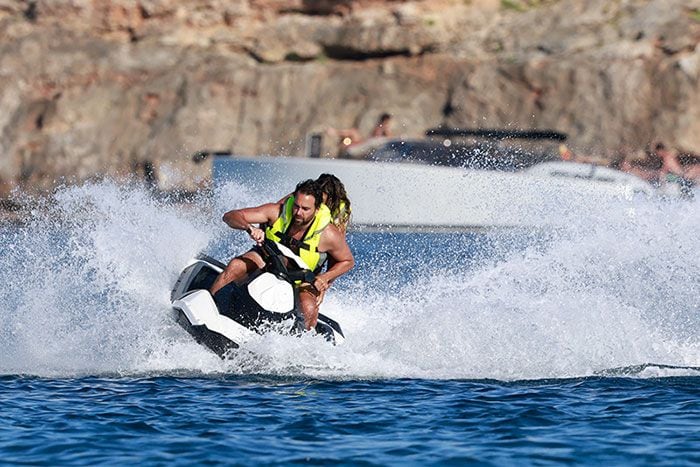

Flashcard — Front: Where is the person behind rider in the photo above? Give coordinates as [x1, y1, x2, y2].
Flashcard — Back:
[210, 179, 354, 330]
[316, 173, 352, 233]
[314, 174, 352, 303]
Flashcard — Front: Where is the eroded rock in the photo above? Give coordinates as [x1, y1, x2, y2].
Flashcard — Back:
[0, 0, 698, 194]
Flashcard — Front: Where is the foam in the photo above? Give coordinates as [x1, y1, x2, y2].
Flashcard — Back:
[0, 180, 697, 380]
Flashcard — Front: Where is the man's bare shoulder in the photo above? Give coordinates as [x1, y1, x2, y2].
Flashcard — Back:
[321, 223, 348, 246]
[323, 223, 341, 238]
[319, 223, 353, 263]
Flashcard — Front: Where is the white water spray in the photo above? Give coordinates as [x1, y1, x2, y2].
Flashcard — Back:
[0, 180, 697, 379]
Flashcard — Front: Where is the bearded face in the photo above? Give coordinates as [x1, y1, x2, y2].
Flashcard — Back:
[292, 193, 318, 226]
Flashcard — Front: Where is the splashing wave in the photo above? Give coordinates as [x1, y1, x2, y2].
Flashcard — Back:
[1, 181, 697, 379]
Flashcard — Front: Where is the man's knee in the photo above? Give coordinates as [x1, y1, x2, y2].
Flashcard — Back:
[222, 258, 246, 281]
[300, 294, 318, 314]
[299, 289, 319, 329]
[240, 251, 265, 271]
[224, 253, 263, 279]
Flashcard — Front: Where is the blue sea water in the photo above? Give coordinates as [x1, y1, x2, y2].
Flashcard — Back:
[1, 376, 698, 465]
[1, 181, 699, 465]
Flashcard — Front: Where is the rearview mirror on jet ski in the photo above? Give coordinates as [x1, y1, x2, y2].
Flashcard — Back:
[170, 239, 344, 358]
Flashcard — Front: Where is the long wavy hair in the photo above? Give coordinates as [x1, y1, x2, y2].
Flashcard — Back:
[316, 173, 351, 232]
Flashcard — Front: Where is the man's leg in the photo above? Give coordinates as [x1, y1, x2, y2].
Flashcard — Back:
[210, 250, 265, 295]
[298, 286, 320, 330]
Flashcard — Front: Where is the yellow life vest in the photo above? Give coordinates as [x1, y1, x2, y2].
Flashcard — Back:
[265, 197, 332, 272]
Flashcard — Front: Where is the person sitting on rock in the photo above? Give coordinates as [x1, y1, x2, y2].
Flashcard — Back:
[326, 112, 393, 157]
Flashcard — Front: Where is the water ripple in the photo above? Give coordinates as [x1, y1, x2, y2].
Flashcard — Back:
[1, 376, 698, 465]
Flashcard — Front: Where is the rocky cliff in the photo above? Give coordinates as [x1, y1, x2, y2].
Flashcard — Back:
[1, 0, 699, 195]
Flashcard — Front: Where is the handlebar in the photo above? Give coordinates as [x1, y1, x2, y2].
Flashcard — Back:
[259, 239, 315, 285]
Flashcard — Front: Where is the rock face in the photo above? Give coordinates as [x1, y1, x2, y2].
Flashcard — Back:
[0, 0, 699, 194]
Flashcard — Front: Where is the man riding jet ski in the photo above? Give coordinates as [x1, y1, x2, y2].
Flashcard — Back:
[210, 179, 354, 330]
[171, 179, 354, 357]
[171, 240, 346, 357]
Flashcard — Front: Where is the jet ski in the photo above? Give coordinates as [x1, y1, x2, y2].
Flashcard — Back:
[171, 239, 345, 358]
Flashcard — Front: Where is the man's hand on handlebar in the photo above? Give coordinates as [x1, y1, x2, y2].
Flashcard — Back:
[247, 225, 264, 245]
[313, 274, 330, 294]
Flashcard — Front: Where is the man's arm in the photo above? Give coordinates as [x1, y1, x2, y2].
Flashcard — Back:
[222, 203, 280, 244]
[314, 225, 354, 293]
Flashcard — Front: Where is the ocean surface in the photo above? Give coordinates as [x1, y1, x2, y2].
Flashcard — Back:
[1, 180, 699, 465]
